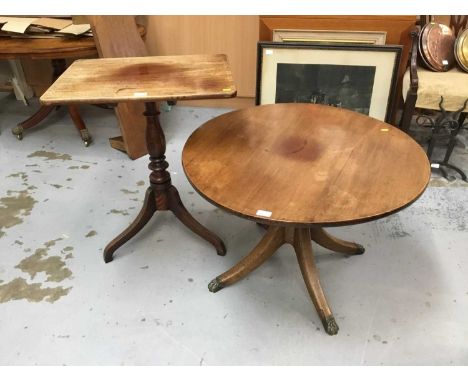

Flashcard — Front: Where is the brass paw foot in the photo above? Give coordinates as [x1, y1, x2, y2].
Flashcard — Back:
[208, 278, 224, 293]
[355, 244, 365, 255]
[323, 316, 339, 336]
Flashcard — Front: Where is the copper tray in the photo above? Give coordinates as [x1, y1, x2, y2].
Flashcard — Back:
[420, 22, 456, 71]
[454, 28, 468, 72]
[419, 23, 437, 70]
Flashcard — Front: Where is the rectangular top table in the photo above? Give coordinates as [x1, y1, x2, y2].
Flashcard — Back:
[40, 54, 237, 105]
[39, 53, 236, 265]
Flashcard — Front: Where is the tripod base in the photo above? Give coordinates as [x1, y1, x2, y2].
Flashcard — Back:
[104, 185, 226, 263]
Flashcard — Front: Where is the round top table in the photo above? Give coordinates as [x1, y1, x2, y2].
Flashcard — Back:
[3, 24, 146, 144]
[1, 35, 98, 143]
[0, 36, 97, 60]
[0, 25, 146, 59]
[183, 103, 430, 227]
[182, 103, 431, 336]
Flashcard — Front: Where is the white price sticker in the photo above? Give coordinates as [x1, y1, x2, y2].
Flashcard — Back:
[256, 209, 272, 217]
[431, 163, 440, 168]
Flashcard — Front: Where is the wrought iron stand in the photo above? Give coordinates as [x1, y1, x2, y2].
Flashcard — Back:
[415, 97, 468, 181]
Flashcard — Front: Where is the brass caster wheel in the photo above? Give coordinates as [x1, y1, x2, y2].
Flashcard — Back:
[12, 125, 24, 140]
[80, 129, 92, 147]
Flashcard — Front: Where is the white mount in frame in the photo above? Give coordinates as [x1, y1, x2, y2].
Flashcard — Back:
[256, 42, 402, 123]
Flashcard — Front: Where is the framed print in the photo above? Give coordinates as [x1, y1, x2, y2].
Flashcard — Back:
[256, 41, 402, 122]
[272, 29, 387, 45]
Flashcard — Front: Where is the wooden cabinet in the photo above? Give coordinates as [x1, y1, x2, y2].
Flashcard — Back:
[144, 16, 258, 108]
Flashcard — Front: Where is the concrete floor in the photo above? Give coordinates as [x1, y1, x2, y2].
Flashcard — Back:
[0, 93, 467, 365]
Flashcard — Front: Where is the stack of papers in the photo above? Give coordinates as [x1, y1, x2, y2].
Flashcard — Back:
[0, 16, 93, 38]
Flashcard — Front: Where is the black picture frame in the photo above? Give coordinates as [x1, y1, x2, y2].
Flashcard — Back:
[256, 41, 402, 123]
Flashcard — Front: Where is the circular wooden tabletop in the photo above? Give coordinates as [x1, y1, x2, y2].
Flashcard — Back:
[0, 25, 146, 60]
[0, 37, 97, 60]
[182, 103, 430, 226]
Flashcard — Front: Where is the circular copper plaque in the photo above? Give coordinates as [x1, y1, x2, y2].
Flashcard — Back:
[420, 22, 456, 71]
[455, 28, 468, 72]
[419, 23, 437, 70]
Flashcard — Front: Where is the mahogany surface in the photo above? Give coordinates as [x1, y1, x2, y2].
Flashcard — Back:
[102, 101, 228, 263]
[40, 54, 237, 105]
[0, 23, 146, 152]
[88, 16, 149, 159]
[183, 103, 430, 227]
[0, 36, 97, 60]
[183, 103, 430, 335]
[40, 54, 236, 262]
[1, 35, 97, 142]
[12, 58, 91, 145]
[0, 24, 146, 60]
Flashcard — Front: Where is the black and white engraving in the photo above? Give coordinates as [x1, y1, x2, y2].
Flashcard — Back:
[275, 63, 376, 115]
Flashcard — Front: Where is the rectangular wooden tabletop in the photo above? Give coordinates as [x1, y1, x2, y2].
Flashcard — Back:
[40, 54, 237, 105]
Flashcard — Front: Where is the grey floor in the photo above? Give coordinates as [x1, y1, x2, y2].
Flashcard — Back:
[0, 93, 467, 365]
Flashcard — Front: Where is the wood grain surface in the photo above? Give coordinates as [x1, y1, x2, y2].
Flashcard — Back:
[40, 54, 237, 105]
[182, 103, 430, 226]
[145, 16, 258, 98]
[88, 15, 149, 160]
[0, 23, 146, 60]
[0, 36, 97, 60]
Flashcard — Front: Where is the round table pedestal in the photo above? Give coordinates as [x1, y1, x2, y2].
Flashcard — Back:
[208, 225, 364, 335]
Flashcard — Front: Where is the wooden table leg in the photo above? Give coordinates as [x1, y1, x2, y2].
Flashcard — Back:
[208, 225, 285, 292]
[12, 105, 56, 139]
[208, 224, 351, 335]
[294, 228, 339, 335]
[12, 59, 92, 144]
[13, 59, 66, 139]
[310, 227, 365, 255]
[103, 187, 156, 263]
[68, 105, 92, 147]
[103, 101, 226, 262]
[168, 186, 226, 256]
